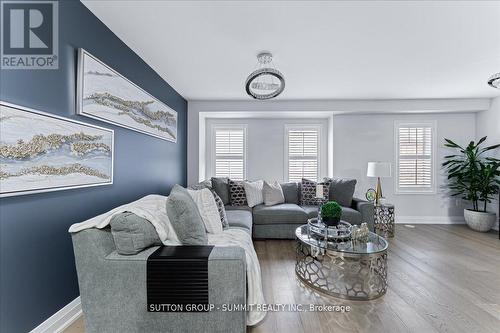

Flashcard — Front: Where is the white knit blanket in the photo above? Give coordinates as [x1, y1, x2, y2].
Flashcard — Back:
[207, 229, 266, 325]
[68, 194, 266, 326]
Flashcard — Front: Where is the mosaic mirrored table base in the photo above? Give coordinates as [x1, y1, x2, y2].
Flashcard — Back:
[295, 241, 388, 300]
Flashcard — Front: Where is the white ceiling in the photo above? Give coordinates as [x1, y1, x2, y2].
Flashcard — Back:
[82, 0, 500, 100]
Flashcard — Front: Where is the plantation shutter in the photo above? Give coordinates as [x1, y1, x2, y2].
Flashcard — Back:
[287, 129, 319, 182]
[214, 129, 245, 180]
[398, 126, 433, 189]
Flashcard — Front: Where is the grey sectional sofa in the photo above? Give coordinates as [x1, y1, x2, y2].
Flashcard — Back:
[210, 178, 374, 240]
[71, 178, 372, 332]
[251, 197, 372, 239]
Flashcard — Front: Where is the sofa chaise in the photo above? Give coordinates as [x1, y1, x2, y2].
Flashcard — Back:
[71, 193, 257, 333]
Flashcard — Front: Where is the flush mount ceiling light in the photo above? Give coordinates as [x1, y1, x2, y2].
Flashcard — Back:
[245, 52, 285, 100]
[488, 72, 500, 89]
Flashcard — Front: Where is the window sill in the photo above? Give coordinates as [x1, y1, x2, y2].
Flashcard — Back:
[394, 190, 437, 195]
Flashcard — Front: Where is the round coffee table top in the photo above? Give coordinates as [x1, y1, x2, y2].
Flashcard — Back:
[295, 224, 388, 255]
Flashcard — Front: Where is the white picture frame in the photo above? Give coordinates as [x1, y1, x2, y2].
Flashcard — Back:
[0, 101, 114, 198]
[77, 48, 178, 142]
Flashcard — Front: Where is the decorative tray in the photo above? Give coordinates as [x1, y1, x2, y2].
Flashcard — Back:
[307, 218, 353, 241]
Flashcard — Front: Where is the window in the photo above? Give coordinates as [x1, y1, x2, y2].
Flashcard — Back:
[395, 122, 436, 193]
[213, 127, 246, 180]
[286, 126, 320, 182]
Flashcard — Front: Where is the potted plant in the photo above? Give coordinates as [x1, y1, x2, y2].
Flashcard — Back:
[321, 201, 342, 227]
[443, 136, 500, 232]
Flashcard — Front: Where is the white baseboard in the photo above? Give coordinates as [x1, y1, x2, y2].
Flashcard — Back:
[493, 221, 499, 231]
[30, 297, 82, 333]
[395, 216, 465, 224]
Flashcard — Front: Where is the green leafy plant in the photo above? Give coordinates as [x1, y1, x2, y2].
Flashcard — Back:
[321, 201, 342, 219]
[442, 136, 500, 212]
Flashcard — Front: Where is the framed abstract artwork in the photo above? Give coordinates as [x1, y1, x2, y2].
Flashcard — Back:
[77, 48, 178, 142]
[0, 101, 114, 197]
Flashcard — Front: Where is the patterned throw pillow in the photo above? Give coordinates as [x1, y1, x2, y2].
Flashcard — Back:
[229, 179, 248, 206]
[300, 178, 331, 206]
[211, 190, 229, 229]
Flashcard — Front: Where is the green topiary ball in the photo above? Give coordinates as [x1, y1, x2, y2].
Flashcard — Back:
[321, 201, 342, 219]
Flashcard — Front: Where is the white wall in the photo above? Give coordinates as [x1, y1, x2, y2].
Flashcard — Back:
[476, 96, 500, 230]
[333, 113, 476, 222]
[188, 99, 489, 185]
[205, 118, 329, 182]
[188, 99, 489, 223]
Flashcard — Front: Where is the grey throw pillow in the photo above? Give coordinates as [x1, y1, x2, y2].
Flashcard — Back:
[211, 177, 230, 205]
[280, 182, 299, 204]
[110, 212, 162, 255]
[324, 178, 357, 207]
[300, 178, 332, 206]
[166, 185, 208, 245]
[188, 179, 212, 190]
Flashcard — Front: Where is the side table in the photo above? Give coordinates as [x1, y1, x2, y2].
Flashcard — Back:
[374, 204, 395, 238]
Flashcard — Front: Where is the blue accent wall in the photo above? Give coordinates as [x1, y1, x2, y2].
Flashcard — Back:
[0, 1, 187, 332]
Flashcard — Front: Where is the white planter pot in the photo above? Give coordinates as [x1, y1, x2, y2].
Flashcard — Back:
[463, 209, 496, 232]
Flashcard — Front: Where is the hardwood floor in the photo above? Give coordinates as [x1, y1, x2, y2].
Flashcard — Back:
[64, 225, 500, 333]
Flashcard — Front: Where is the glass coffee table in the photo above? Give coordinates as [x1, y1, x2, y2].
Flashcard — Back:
[295, 224, 388, 300]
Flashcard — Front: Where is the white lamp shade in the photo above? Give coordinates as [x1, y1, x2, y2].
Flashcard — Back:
[367, 162, 392, 178]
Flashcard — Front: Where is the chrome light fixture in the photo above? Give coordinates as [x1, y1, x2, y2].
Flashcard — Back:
[488, 72, 500, 89]
[245, 52, 285, 100]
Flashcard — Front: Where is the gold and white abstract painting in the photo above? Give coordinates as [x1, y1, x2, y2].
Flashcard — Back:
[77, 49, 177, 142]
[0, 102, 113, 197]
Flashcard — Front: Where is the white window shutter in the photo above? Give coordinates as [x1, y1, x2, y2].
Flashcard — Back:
[214, 129, 245, 180]
[287, 129, 319, 182]
[398, 126, 433, 189]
